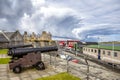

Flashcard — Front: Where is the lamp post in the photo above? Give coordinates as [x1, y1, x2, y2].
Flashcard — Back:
[97, 37, 100, 49]
[97, 36, 103, 60]
[97, 36, 104, 48]
[112, 41, 115, 69]
[112, 41, 115, 53]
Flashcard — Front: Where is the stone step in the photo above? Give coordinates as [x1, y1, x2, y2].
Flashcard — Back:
[0, 54, 10, 58]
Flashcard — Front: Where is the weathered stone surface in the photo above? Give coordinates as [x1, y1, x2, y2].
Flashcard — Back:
[0, 62, 60, 80]
[20, 73, 29, 78]
[41, 74, 50, 77]
[0, 76, 8, 80]
[21, 77, 32, 80]
[0, 64, 8, 68]
[47, 71, 56, 75]
[0, 53, 120, 80]
[8, 72, 18, 78]
[0, 72, 7, 76]
[10, 77, 20, 80]
[31, 74, 40, 79]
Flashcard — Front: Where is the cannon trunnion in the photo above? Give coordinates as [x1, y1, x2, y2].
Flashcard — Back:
[8, 46, 58, 73]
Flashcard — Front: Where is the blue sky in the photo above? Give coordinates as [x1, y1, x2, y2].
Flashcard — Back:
[0, 0, 120, 42]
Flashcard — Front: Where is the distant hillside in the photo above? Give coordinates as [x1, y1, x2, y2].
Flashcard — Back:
[101, 41, 120, 44]
[87, 45, 120, 51]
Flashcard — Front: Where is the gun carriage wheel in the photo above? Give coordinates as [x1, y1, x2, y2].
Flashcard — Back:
[13, 65, 22, 73]
[36, 61, 45, 70]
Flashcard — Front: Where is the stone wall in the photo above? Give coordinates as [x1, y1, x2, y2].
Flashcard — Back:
[83, 47, 120, 64]
[23, 31, 56, 47]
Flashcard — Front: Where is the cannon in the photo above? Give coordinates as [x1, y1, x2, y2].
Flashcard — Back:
[8, 46, 58, 73]
[8, 46, 58, 57]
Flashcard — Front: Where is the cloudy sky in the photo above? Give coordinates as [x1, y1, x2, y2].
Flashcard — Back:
[0, 0, 120, 42]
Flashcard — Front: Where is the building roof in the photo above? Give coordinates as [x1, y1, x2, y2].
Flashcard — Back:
[0, 32, 9, 43]
[4, 32, 14, 39]
[85, 45, 120, 51]
[67, 40, 80, 42]
[0, 30, 22, 43]
[11, 30, 23, 39]
[82, 42, 98, 45]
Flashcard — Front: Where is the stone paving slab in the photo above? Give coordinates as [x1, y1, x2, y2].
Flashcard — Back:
[22, 77, 32, 80]
[0, 64, 8, 68]
[41, 74, 50, 77]
[0, 64, 63, 80]
[47, 71, 57, 75]
[0, 54, 10, 58]
[0, 76, 8, 80]
[9, 77, 20, 80]
[0, 72, 8, 76]
[19, 72, 30, 78]
[8, 73, 19, 78]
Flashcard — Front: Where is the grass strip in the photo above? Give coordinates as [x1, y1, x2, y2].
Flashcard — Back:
[36, 72, 80, 80]
[0, 49, 8, 54]
[87, 45, 120, 51]
[0, 58, 10, 64]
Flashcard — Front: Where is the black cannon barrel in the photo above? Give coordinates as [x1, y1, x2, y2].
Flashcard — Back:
[8, 46, 58, 57]
[7, 44, 33, 49]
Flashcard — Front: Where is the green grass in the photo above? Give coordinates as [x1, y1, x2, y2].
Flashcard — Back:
[87, 45, 120, 51]
[0, 49, 8, 54]
[0, 58, 10, 64]
[36, 72, 80, 80]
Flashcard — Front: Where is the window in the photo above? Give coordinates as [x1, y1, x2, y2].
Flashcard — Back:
[84, 48, 85, 50]
[108, 51, 111, 56]
[114, 52, 118, 57]
[91, 49, 93, 52]
[98, 49, 101, 53]
[103, 51, 105, 55]
[88, 49, 90, 52]
[95, 50, 97, 53]
[86, 48, 87, 51]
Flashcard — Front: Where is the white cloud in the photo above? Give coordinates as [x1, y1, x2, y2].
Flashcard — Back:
[40, 6, 75, 18]
[20, 0, 120, 41]
[72, 24, 105, 38]
[72, 23, 120, 40]
[19, 2, 78, 36]
[19, 13, 37, 33]
[0, 0, 120, 41]
[87, 34, 120, 42]
[31, 0, 45, 8]
[0, 18, 7, 22]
